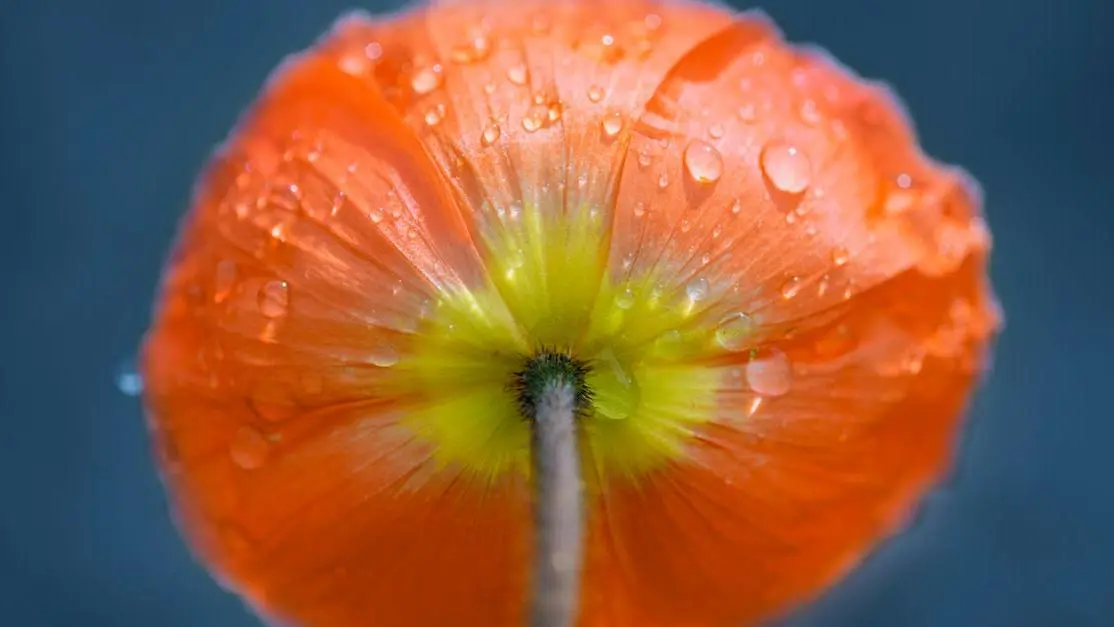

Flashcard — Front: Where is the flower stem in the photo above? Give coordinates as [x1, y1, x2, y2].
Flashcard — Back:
[519, 353, 587, 627]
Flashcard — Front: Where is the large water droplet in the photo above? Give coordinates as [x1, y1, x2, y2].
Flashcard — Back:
[601, 113, 623, 139]
[506, 64, 529, 85]
[410, 65, 443, 95]
[683, 140, 724, 184]
[685, 277, 710, 302]
[746, 349, 791, 397]
[230, 426, 271, 470]
[257, 280, 289, 318]
[587, 85, 604, 102]
[368, 343, 400, 367]
[714, 312, 756, 351]
[522, 106, 547, 132]
[760, 141, 812, 194]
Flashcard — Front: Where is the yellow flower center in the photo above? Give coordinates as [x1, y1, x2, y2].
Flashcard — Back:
[388, 205, 737, 484]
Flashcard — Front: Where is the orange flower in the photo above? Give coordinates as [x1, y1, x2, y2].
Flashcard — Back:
[139, 1, 1001, 626]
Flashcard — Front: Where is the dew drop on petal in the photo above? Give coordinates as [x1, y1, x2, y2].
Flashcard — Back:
[257, 280, 289, 318]
[831, 246, 850, 266]
[780, 276, 803, 300]
[614, 288, 636, 309]
[368, 343, 400, 367]
[746, 349, 791, 397]
[230, 426, 271, 470]
[424, 106, 444, 126]
[506, 64, 529, 85]
[799, 99, 821, 125]
[714, 312, 756, 351]
[481, 122, 501, 146]
[760, 141, 812, 194]
[522, 106, 546, 132]
[601, 113, 624, 139]
[587, 85, 605, 102]
[685, 277, 709, 302]
[410, 65, 443, 94]
[683, 139, 724, 184]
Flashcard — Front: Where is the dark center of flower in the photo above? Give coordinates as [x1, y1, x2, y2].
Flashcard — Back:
[512, 348, 593, 421]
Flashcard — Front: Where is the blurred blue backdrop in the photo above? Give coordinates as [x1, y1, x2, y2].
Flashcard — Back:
[1, 0, 1112, 625]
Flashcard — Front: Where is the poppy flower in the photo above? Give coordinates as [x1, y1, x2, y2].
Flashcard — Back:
[139, 1, 1001, 626]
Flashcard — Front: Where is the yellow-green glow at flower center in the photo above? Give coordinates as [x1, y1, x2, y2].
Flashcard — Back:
[389, 204, 745, 483]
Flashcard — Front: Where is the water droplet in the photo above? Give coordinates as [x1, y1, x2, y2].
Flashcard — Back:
[506, 64, 529, 85]
[637, 151, 652, 169]
[115, 357, 143, 397]
[481, 122, 501, 146]
[410, 65, 443, 94]
[614, 288, 636, 309]
[423, 105, 444, 126]
[522, 106, 547, 132]
[760, 141, 812, 194]
[369, 208, 384, 224]
[831, 246, 850, 267]
[257, 280, 289, 318]
[368, 344, 400, 367]
[449, 34, 491, 64]
[714, 312, 756, 351]
[587, 85, 605, 102]
[230, 426, 270, 470]
[683, 140, 724, 184]
[330, 191, 346, 217]
[657, 172, 670, 189]
[817, 273, 831, 297]
[601, 113, 623, 139]
[707, 123, 725, 139]
[547, 101, 563, 123]
[780, 276, 803, 300]
[632, 202, 647, 217]
[799, 99, 821, 125]
[730, 199, 743, 215]
[685, 277, 709, 302]
[746, 349, 791, 397]
[737, 103, 757, 122]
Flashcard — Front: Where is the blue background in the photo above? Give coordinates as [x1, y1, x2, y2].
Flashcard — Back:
[2, 0, 1112, 625]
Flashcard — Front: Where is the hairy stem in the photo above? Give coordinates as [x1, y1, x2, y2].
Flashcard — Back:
[528, 380, 584, 627]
